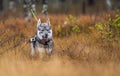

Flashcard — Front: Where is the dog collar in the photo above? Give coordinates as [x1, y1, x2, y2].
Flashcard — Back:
[35, 36, 50, 45]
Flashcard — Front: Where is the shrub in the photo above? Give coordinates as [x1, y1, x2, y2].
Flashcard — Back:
[54, 15, 80, 37]
[72, 25, 80, 34]
[96, 14, 120, 41]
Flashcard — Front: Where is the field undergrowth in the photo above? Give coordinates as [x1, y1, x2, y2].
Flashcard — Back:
[0, 12, 120, 76]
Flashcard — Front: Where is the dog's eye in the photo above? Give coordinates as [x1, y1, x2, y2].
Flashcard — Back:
[47, 30, 49, 32]
[47, 30, 51, 33]
[39, 32, 42, 34]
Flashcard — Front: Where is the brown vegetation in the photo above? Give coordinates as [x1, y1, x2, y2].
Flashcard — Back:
[0, 13, 120, 76]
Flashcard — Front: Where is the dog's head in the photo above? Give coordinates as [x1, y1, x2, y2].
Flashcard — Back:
[36, 19, 52, 41]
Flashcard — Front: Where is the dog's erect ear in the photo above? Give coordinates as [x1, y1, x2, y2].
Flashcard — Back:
[47, 18, 50, 26]
[37, 19, 41, 27]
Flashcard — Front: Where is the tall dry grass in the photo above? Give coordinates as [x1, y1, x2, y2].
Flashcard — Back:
[0, 13, 120, 76]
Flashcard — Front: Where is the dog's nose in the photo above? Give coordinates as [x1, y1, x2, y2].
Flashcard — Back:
[42, 35, 44, 38]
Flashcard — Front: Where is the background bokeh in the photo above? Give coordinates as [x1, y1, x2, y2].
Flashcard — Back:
[0, 0, 120, 14]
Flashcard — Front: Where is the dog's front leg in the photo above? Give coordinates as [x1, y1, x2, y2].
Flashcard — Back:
[37, 47, 45, 58]
[46, 48, 53, 56]
[46, 41, 54, 55]
[30, 42, 35, 56]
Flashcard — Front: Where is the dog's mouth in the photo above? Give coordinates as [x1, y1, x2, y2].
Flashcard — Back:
[42, 34, 48, 39]
[44, 35, 48, 38]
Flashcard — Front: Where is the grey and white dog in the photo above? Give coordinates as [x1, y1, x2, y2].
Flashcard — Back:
[30, 19, 54, 57]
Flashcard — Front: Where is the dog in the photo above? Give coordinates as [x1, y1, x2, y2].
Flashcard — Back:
[30, 18, 54, 57]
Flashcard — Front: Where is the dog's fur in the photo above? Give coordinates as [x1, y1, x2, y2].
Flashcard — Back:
[30, 19, 54, 57]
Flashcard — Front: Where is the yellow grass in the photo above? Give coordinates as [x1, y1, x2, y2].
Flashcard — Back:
[0, 13, 120, 76]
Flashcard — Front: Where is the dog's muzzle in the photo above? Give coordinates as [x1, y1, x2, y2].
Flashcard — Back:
[42, 34, 48, 39]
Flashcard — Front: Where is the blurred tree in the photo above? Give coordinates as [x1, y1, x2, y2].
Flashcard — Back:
[9, 0, 16, 12]
[23, 0, 36, 21]
[88, 0, 95, 6]
[87, 0, 95, 14]
[31, 0, 36, 14]
[42, 0, 48, 4]
[35, 0, 41, 3]
[3, 0, 9, 11]
[82, 0, 86, 14]
[0, 0, 3, 11]
[42, 0, 48, 15]
[60, 0, 67, 12]
[117, 0, 120, 9]
[71, 0, 78, 4]
[106, 0, 112, 10]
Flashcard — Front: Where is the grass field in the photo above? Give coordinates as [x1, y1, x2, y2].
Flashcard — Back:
[0, 12, 120, 76]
